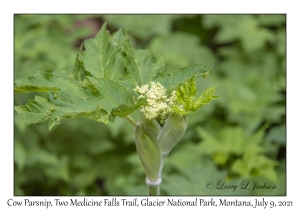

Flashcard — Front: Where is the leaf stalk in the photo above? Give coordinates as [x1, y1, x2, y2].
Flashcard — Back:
[124, 115, 137, 127]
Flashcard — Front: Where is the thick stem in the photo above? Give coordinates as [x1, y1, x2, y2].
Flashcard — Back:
[146, 177, 162, 196]
[148, 185, 160, 196]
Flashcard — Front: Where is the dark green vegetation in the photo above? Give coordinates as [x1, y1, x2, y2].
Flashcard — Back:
[14, 14, 286, 195]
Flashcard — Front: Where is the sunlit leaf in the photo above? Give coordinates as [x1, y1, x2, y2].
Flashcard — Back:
[122, 38, 165, 86]
[15, 77, 135, 130]
[154, 64, 211, 90]
[82, 23, 126, 79]
[172, 77, 218, 115]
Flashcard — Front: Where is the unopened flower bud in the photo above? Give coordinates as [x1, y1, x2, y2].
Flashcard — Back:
[157, 113, 188, 156]
[135, 117, 163, 182]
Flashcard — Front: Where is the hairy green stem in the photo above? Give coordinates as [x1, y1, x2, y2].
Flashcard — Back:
[148, 185, 160, 196]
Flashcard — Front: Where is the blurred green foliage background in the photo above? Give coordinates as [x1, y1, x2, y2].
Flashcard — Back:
[14, 14, 286, 196]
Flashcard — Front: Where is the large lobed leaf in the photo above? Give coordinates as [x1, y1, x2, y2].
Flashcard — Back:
[15, 78, 135, 130]
[14, 23, 161, 129]
[122, 38, 165, 86]
[154, 64, 211, 90]
[82, 23, 126, 79]
[14, 69, 80, 93]
[14, 22, 214, 130]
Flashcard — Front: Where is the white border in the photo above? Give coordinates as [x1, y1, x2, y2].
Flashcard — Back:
[2, 0, 299, 209]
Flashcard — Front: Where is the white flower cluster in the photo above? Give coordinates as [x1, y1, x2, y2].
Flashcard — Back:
[134, 82, 177, 122]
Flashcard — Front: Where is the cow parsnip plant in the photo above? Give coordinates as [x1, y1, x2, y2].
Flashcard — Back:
[14, 23, 218, 196]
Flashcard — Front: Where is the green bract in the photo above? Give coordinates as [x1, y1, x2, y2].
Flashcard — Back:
[136, 113, 187, 185]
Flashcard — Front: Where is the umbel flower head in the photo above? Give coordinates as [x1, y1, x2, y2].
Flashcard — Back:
[134, 81, 188, 185]
[134, 82, 177, 123]
[133, 79, 218, 187]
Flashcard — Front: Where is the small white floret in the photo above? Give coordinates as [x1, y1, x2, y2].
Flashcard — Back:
[134, 82, 178, 121]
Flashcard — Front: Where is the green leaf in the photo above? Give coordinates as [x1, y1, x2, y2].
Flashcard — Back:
[122, 38, 165, 86]
[85, 77, 135, 112]
[14, 140, 26, 171]
[149, 32, 217, 73]
[15, 24, 149, 129]
[101, 15, 181, 39]
[14, 96, 52, 125]
[231, 146, 278, 182]
[15, 77, 135, 130]
[82, 23, 126, 79]
[154, 64, 211, 90]
[172, 77, 219, 115]
[194, 84, 219, 109]
[162, 161, 228, 195]
[14, 69, 79, 93]
[27, 148, 60, 166]
[204, 15, 275, 52]
[14, 23, 216, 133]
[112, 97, 147, 117]
[173, 76, 197, 115]
[196, 126, 264, 158]
[265, 124, 286, 144]
[63, 43, 87, 81]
